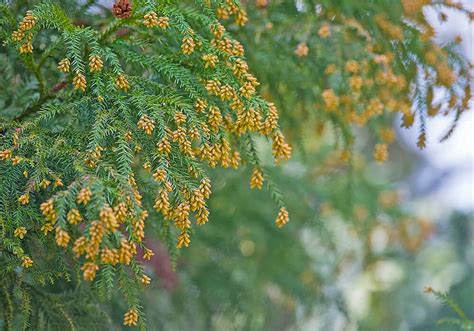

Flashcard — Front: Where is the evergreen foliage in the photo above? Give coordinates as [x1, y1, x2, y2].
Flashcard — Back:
[235, 0, 472, 160]
[0, 0, 472, 329]
[425, 288, 474, 330]
[0, 0, 291, 328]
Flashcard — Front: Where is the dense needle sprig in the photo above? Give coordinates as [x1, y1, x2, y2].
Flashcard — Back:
[0, 0, 290, 327]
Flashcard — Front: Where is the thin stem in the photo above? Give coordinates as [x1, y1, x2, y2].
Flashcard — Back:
[22, 55, 47, 97]
[14, 81, 68, 122]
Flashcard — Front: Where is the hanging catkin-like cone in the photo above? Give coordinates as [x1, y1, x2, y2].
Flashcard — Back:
[112, 0, 132, 18]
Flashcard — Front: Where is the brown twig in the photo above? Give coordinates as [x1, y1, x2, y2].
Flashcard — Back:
[14, 80, 68, 122]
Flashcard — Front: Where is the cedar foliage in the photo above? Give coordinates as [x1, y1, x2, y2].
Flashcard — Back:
[0, 0, 291, 328]
[425, 287, 474, 331]
[236, 0, 472, 158]
[0, 0, 472, 329]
